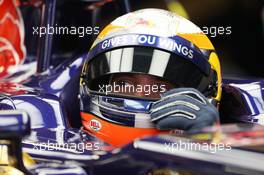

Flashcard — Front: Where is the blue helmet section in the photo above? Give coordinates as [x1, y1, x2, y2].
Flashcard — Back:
[87, 34, 211, 76]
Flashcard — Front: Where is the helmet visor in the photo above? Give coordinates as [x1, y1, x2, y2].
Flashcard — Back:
[84, 47, 211, 99]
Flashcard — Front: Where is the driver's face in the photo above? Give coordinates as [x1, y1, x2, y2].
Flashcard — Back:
[110, 74, 174, 98]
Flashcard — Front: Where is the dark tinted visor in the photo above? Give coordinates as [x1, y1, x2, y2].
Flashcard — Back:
[84, 47, 211, 99]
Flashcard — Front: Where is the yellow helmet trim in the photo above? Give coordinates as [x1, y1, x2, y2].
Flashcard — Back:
[98, 24, 123, 40]
[209, 52, 222, 101]
[178, 33, 215, 50]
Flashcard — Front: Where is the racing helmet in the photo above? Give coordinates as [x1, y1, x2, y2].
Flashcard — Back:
[80, 9, 222, 147]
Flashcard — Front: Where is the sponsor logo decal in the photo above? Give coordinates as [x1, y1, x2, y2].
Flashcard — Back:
[89, 119, 102, 131]
[100, 34, 194, 59]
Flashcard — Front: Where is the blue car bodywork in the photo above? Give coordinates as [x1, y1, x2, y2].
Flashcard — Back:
[1, 52, 264, 174]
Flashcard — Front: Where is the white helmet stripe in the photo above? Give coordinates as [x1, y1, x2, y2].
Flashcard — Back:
[120, 48, 134, 72]
[109, 49, 123, 72]
[148, 49, 170, 76]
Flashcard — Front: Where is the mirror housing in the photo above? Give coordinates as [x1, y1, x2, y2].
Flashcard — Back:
[0, 110, 30, 139]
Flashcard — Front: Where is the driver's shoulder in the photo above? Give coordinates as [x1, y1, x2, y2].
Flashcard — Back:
[220, 79, 264, 125]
